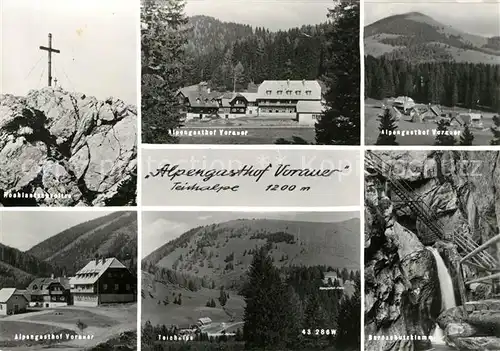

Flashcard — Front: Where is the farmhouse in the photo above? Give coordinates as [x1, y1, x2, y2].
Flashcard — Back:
[27, 275, 71, 308]
[0, 288, 29, 315]
[393, 96, 415, 113]
[178, 89, 220, 120]
[323, 272, 343, 286]
[197, 317, 212, 327]
[296, 100, 323, 126]
[459, 112, 484, 129]
[257, 80, 322, 117]
[239, 92, 258, 116]
[409, 104, 441, 123]
[69, 257, 136, 307]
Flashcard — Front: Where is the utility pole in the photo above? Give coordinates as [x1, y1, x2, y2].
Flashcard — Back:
[39, 33, 61, 87]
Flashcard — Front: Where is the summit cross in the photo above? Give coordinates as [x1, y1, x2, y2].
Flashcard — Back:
[39, 33, 61, 87]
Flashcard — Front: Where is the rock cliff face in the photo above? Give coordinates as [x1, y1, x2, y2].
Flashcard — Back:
[365, 151, 500, 351]
[0, 87, 137, 206]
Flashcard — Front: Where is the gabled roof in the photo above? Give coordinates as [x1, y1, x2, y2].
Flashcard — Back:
[0, 288, 28, 303]
[27, 277, 70, 294]
[198, 317, 212, 324]
[257, 80, 322, 100]
[296, 100, 324, 113]
[184, 91, 220, 108]
[430, 105, 442, 116]
[394, 96, 414, 104]
[70, 258, 128, 286]
[239, 92, 257, 102]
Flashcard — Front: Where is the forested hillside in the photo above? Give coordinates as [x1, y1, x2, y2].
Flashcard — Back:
[365, 12, 500, 64]
[183, 15, 328, 91]
[28, 212, 137, 275]
[0, 244, 62, 288]
[365, 56, 500, 112]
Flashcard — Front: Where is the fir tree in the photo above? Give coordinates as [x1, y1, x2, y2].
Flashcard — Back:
[218, 286, 228, 306]
[335, 276, 361, 349]
[375, 108, 399, 145]
[243, 246, 296, 349]
[490, 115, 500, 145]
[434, 119, 456, 146]
[141, 0, 189, 144]
[459, 124, 474, 146]
[316, 0, 360, 145]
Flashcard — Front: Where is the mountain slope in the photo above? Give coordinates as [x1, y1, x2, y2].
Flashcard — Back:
[0, 243, 62, 288]
[143, 218, 360, 288]
[365, 12, 500, 64]
[27, 211, 137, 275]
[186, 15, 254, 56]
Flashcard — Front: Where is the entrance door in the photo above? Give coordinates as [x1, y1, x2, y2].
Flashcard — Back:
[14, 304, 19, 313]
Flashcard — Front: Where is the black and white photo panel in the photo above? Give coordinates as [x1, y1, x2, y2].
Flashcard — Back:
[364, 0, 500, 146]
[141, 0, 360, 145]
[364, 150, 500, 351]
[141, 211, 361, 350]
[0, 210, 138, 350]
[1, 0, 138, 206]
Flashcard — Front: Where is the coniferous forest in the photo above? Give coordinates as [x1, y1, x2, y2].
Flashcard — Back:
[365, 55, 500, 113]
[141, 0, 360, 145]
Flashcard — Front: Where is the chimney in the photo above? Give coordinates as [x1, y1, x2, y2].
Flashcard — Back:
[51, 273, 54, 279]
[207, 87, 211, 94]
[101, 257, 106, 265]
[95, 257, 98, 265]
[302, 79, 305, 85]
[287, 79, 290, 86]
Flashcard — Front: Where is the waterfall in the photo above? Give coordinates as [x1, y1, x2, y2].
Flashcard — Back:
[427, 247, 457, 346]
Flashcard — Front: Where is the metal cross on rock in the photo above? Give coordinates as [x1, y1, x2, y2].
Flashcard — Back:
[39, 33, 61, 87]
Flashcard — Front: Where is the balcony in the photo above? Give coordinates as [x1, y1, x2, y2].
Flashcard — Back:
[257, 100, 297, 107]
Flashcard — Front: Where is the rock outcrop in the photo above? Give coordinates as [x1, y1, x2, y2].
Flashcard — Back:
[0, 87, 137, 206]
[365, 151, 500, 351]
[437, 300, 500, 350]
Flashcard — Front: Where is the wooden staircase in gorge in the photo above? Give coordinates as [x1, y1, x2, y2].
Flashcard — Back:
[365, 151, 500, 303]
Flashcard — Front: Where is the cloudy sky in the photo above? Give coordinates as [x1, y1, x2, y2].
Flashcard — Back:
[141, 211, 359, 258]
[0, 211, 115, 251]
[1, 0, 137, 105]
[365, 1, 500, 37]
[186, 0, 333, 30]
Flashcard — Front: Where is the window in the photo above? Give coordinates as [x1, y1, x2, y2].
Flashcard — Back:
[295, 91, 301, 95]
[33, 285, 38, 290]
[306, 90, 312, 95]
[126, 284, 130, 291]
[114, 284, 119, 291]
[0, 304, 3, 310]
[277, 90, 283, 95]
[103, 284, 108, 291]
[266, 90, 272, 95]
[286, 90, 292, 95]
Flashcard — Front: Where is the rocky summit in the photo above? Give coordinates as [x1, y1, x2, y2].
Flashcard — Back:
[0, 87, 137, 206]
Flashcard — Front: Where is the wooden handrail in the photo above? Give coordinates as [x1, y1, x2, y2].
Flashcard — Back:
[465, 272, 500, 285]
[462, 261, 498, 272]
[460, 234, 500, 265]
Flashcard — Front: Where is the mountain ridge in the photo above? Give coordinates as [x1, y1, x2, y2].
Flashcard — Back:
[142, 217, 360, 290]
[364, 12, 500, 64]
